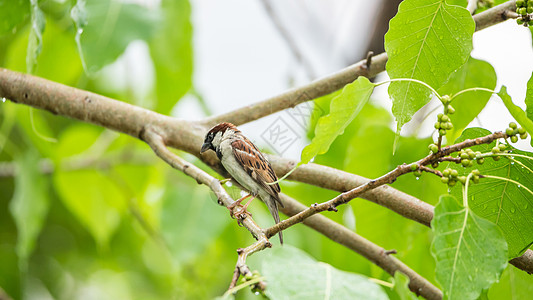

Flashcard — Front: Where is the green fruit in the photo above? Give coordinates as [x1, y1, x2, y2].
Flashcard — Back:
[410, 163, 418, 171]
[493, 155, 501, 161]
[477, 158, 485, 165]
[430, 144, 439, 153]
[509, 122, 518, 129]
[511, 135, 518, 143]
[517, 0, 525, 7]
[520, 7, 527, 15]
[432, 162, 439, 168]
[446, 122, 454, 129]
[498, 143, 506, 151]
[518, 127, 526, 134]
[461, 159, 470, 167]
[460, 152, 469, 159]
[472, 169, 480, 176]
[441, 115, 450, 122]
[443, 169, 450, 177]
[492, 146, 500, 154]
[414, 170, 422, 177]
[448, 180, 456, 187]
[447, 105, 455, 114]
[517, 18, 525, 25]
[441, 95, 451, 104]
[468, 151, 476, 159]
[473, 176, 480, 184]
[520, 133, 528, 139]
[439, 129, 447, 136]
[441, 176, 449, 184]
[459, 176, 466, 185]
[434, 122, 441, 129]
[437, 113, 444, 121]
[506, 128, 515, 136]
[528, 6, 533, 13]
[451, 169, 458, 177]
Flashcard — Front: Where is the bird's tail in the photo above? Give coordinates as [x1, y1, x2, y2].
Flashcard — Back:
[266, 197, 283, 245]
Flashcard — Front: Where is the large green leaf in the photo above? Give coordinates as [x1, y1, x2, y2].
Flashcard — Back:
[431, 195, 507, 300]
[26, 0, 45, 73]
[438, 57, 496, 141]
[0, 0, 29, 36]
[526, 72, 533, 123]
[262, 245, 388, 300]
[498, 86, 533, 145]
[300, 76, 375, 164]
[77, 0, 158, 72]
[488, 265, 533, 299]
[149, 0, 193, 114]
[450, 128, 533, 257]
[9, 150, 49, 266]
[385, 0, 474, 133]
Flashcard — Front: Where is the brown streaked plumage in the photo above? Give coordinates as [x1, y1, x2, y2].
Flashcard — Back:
[200, 122, 284, 244]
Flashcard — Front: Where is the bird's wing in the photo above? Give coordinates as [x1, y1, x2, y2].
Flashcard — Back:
[231, 138, 283, 206]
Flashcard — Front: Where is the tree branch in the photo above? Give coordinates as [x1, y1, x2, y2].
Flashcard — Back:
[202, 0, 517, 128]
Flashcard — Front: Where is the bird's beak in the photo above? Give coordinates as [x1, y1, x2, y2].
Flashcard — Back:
[200, 142, 211, 154]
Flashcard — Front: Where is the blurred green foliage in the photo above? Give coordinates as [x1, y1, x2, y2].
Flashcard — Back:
[0, 0, 532, 299]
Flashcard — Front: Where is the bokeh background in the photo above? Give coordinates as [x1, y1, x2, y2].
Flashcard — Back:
[0, 0, 532, 299]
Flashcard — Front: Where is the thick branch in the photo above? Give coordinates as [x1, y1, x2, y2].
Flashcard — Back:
[202, 0, 517, 127]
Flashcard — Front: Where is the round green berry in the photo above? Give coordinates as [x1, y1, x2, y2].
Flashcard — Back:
[443, 169, 450, 177]
[437, 113, 443, 121]
[414, 170, 422, 177]
[434, 122, 441, 129]
[451, 169, 458, 177]
[498, 143, 506, 151]
[468, 151, 476, 159]
[441, 115, 450, 122]
[430, 144, 439, 153]
[493, 155, 501, 161]
[511, 135, 519, 143]
[472, 169, 480, 176]
[477, 158, 485, 165]
[441, 95, 451, 104]
[492, 146, 500, 154]
[459, 176, 466, 185]
[506, 128, 515, 136]
[528, 6, 533, 13]
[520, 133, 528, 139]
[509, 122, 518, 129]
[460, 152, 469, 159]
[517, 0, 526, 7]
[520, 7, 528, 15]
[439, 129, 447, 136]
[518, 18, 525, 25]
[441, 176, 449, 184]
[518, 127, 526, 135]
[410, 163, 418, 171]
[461, 159, 470, 167]
[447, 105, 455, 114]
[448, 180, 456, 187]
[473, 175, 480, 184]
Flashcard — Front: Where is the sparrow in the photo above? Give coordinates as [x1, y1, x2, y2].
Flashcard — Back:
[200, 122, 284, 244]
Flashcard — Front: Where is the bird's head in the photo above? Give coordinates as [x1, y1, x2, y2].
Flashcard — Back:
[200, 122, 239, 153]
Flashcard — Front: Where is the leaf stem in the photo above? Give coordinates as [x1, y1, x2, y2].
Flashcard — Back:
[450, 87, 495, 101]
[482, 175, 533, 197]
[463, 173, 474, 208]
[222, 276, 266, 298]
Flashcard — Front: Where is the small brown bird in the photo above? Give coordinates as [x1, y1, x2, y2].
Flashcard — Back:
[200, 122, 284, 244]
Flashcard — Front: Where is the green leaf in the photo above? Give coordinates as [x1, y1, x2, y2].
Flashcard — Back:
[393, 271, 418, 300]
[385, 0, 474, 133]
[431, 194, 507, 300]
[9, 150, 49, 266]
[498, 86, 533, 145]
[53, 126, 126, 248]
[450, 128, 533, 257]
[78, 0, 158, 72]
[488, 265, 533, 298]
[300, 76, 375, 164]
[526, 72, 533, 123]
[26, 0, 45, 74]
[262, 245, 388, 300]
[0, 0, 29, 36]
[438, 57, 496, 141]
[149, 0, 193, 114]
